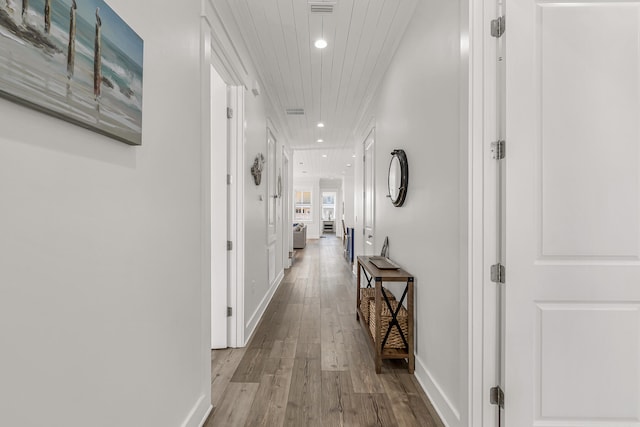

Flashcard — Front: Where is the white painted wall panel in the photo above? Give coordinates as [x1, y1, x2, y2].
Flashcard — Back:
[369, 0, 469, 425]
[0, 2, 210, 426]
[537, 303, 640, 420]
[539, 4, 640, 259]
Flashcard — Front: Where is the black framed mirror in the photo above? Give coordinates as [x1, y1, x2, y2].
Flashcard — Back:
[388, 149, 408, 207]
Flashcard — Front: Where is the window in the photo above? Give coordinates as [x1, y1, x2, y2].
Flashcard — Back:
[294, 190, 312, 221]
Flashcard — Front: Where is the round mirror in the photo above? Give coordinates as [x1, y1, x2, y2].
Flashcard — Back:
[387, 149, 408, 207]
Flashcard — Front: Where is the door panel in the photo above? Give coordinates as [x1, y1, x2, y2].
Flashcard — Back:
[211, 65, 228, 349]
[537, 303, 640, 419]
[363, 129, 375, 254]
[506, 1, 640, 425]
[538, 4, 640, 260]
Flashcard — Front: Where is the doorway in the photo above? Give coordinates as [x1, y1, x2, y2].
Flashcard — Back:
[282, 151, 291, 268]
[321, 191, 337, 235]
[363, 128, 375, 254]
[210, 65, 228, 350]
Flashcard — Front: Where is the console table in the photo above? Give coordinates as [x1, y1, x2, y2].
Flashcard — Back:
[356, 256, 414, 374]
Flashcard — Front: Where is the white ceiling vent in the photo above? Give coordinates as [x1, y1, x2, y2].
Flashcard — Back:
[285, 108, 305, 116]
[309, 2, 336, 14]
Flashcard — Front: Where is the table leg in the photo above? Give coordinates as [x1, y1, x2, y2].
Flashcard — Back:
[356, 260, 361, 321]
[375, 278, 382, 374]
[408, 279, 414, 374]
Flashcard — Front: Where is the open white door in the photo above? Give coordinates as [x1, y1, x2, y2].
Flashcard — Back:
[363, 129, 375, 254]
[282, 150, 290, 268]
[266, 128, 277, 285]
[210, 65, 228, 349]
[505, 2, 640, 425]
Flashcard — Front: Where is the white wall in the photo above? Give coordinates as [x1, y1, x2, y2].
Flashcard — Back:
[206, 0, 290, 346]
[242, 91, 286, 337]
[361, 0, 470, 425]
[0, 2, 211, 426]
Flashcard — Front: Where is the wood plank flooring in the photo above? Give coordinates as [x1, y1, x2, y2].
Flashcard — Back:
[207, 236, 444, 427]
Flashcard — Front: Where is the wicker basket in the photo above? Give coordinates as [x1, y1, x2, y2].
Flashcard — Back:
[359, 287, 394, 323]
[368, 299, 409, 349]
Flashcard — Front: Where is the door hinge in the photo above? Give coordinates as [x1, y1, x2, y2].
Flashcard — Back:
[227, 174, 232, 185]
[491, 140, 505, 160]
[227, 107, 233, 119]
[227, 241, 233, 251]
[491, 263, 505, 284]
[491, 16, 505, 38]
[227, 307, 232, 317]
[490, 386, 505, 408]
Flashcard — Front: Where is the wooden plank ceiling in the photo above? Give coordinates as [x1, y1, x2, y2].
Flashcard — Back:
[224, 0, 418, 178]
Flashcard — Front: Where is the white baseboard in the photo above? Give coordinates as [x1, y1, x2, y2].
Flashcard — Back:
[244, 270, 284, 344]
[413, 354, 461, 427]
[180, 394, 212, 427]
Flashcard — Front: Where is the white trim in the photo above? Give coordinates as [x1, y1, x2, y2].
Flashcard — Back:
[282, 149, 292, 269]
[362, 127, 376, 256]
[468, 0, 491, 426]
[180, 394, 211, 427]
[197, 405, 213, 427]
[202, 0, 249, 87]
[198, 16, 213, 414]
[244, 270, 284, 345]
[227, 86, 244, 348]
[474, 0, 500, 426]
[414, 355, 458, 426]
[203, 3, 248, 349]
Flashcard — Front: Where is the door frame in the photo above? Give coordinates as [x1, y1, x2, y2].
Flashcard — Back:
[208, 63, 229, 350]
[282, 149, 291, 269]
[227, 86, 244, 348]
[362, 127, 376, 255]
[201, 7, 249, 354]
[469, 0, 500, 426]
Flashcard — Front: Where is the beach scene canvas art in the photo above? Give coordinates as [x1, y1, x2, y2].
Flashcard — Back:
[0, 0, 143, 145]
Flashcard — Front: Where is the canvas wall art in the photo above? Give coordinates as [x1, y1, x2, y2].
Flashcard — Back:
[0, 0, 143, 145]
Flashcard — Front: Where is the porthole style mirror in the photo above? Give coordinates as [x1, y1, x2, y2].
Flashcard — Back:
[388, 149, 408, 207]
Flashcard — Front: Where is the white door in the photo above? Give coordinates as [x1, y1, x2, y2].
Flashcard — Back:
[211, 65, 228, 349]
[267, 129, 277, 285]
[363, 129, 375, 254]
[505, 3, 640, 425]
[282, 151, 290, 268]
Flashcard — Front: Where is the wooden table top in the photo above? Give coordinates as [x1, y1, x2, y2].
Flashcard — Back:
[357, 256, 413, 282]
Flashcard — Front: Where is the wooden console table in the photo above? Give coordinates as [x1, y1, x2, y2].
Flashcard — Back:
[356, 255, 414, 374]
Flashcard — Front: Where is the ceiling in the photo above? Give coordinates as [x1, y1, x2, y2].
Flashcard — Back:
[223, 0, 418, 179]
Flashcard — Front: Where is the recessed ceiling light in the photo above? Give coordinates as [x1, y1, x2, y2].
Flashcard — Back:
[317, 122, 324, 128]
[317, 139, 323, 143]
[346, 163, 352, 167]
[298, 162, 304, 165]
[322, 154, 328, 158]
[314, 39, 328, 49]
[352, 154, 356, 158]
[302, 171, 308, 174]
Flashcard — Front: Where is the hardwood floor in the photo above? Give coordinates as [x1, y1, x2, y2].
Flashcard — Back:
[208, 236, 444, 427]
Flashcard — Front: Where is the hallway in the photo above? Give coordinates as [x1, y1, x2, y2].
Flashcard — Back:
[208, 237, 443, 426]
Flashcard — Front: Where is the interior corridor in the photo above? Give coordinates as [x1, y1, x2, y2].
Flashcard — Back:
[208, 236, 443, 426]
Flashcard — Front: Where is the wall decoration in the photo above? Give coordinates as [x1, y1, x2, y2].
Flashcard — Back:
[276, 171, 282, 198]
[387, 149, 408, 207]
[251, 153, 264, 185]
[0, 0, 143, 145]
